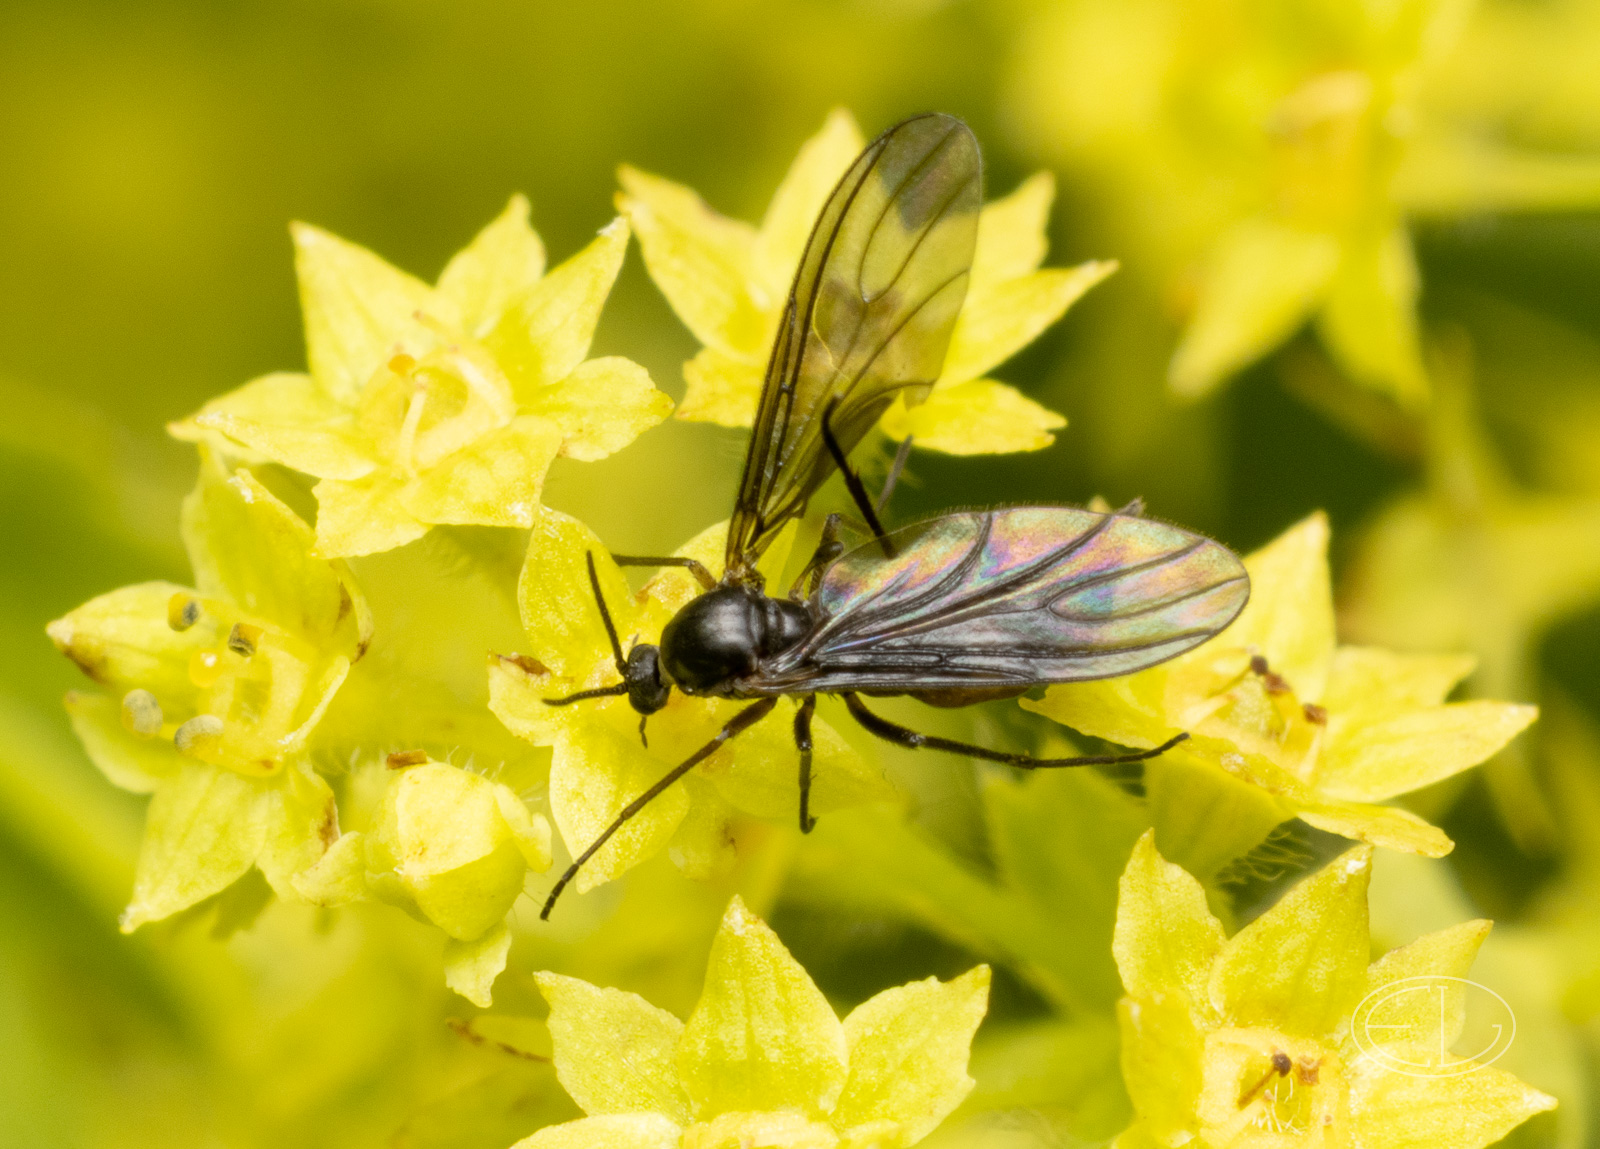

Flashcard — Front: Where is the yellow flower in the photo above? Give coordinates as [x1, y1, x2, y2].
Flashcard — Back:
[46, 448, 372, 930]
[517, 896, 990, 1149]
[488, 507, 891, 893]
[1024, 513, 1536, 874]
[171, 196, 671, 557]
[619, 108, 1113, 455]
[294, 755, 551, 1006]
[1112, 832, 1555, 1149]
[1009, 0, 1600, 405]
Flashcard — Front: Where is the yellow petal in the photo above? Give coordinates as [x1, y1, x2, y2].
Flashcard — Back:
[1296, 797, 1455, 857]
[1319, 701, 1538, 802]
[443, 923, 512, 1008]
[548, 719, 691, 892]
[1169, 218, 1340, 399]
[400, 414, 564, 530]
[1209, 847, 1372, 1037]
[291, 829, 367, 906]
[1116, 993, 1205, 1143]
[254, 760, 338, 898]
[751, 107, 864, 308]
[677, 347, 763, 428]
[618, 165, 764, 357]
[1347, 1054, 1556, 1149]
[173, 373, 375, 480]
[1142, 752, 1292, 883]
[831, 965, 990, 1145]
[1317, 225, 1427, 408]
[48, 581, 209, 699]
[1321, 647, 1477, 721]
[1230, 511, 1336, 701]
[292, 221, 438, 405]
[540, 356, 673, 461]
[313, 472, 429, 558]
[514, 506, 639, 679]
[121, 762, 269, 932]
[677, 896, 849, 1118]
[62, 690, 180, 793]
[1022, 673, 1176, 757]
[536, 971, 692, 1123]
[436, 194, 547, 337]
[1112, 831, 1225, 1008]
[495, 781, 553, 871]
[1361, 920, 1492, 1050]
[184, 449, 364, 644]
[512, 1113, 682, 1149]
[878, 378, 1066, 455]
[488, 218, 629, 396]
[971, 172, 1055, 288]
[940, 262, 1116, 386]
[665, 777, 738, 882]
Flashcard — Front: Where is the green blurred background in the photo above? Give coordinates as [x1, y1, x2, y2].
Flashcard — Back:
[6, 0, 1600, 1145]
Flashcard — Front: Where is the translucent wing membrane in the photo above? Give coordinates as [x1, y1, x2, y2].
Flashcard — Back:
[726, 114, 981, 579]
[750, 508, 1250, 694]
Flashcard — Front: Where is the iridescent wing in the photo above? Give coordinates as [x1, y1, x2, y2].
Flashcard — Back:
[725, 114, 981, 581]
[748, 507, 1250, 694]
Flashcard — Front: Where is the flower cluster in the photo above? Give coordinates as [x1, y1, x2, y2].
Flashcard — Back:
[522, 897, 990, 1149]
[1113, 832, 1555, 1149]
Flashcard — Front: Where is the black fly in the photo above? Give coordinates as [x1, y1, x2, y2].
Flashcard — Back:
[538, 114, 1249, 917]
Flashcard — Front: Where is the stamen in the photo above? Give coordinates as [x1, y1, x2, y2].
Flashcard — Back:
[227, 622, 262, 657]
[174, 714, 224, 756]
[387, 749, 429, 768]
[1238, 1049, 1293, 1108]
[396, 385, 428, 476]
[120, 689, 163, 737]
[167, 594, 201, 631]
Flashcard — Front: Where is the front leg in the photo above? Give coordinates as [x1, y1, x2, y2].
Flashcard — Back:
[789, 514, 844, 601]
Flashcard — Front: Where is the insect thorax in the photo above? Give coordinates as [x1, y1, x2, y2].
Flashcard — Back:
[658, 586, 812, 695]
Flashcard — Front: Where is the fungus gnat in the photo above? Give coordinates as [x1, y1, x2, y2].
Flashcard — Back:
[539, 114, 1249, 917]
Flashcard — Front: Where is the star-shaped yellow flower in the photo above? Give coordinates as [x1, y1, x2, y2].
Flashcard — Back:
[619, 108, 1113, 455]
[1024, 513, 1536, 875]
[293, 754, 551, 1007]
[488, 508, 891, 893]
[171, 196, 671, 557]
[46, 448, 372, 930]
[1113, 832, 1555, 1149]
[1009, 0, 1600, 405]
[517, 896, 990, 1149]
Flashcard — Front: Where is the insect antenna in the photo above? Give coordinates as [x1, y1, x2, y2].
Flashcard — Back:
[540, 697, 778, 919]
[542, 552, 630, 706]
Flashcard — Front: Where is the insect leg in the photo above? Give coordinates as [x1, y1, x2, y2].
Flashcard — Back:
[789, 514, 844, 601]
[795, 694, 818, 832]
[842, 693, 1189, 769]
[539, 696, 779, 919]
[821, 398, 896, 558]
[611, 554, 717, 591]
[875, 436, 914, 514]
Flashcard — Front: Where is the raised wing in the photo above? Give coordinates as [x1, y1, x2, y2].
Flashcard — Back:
[725, 114, 981, 581]
[749, 507, 1249, 694]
